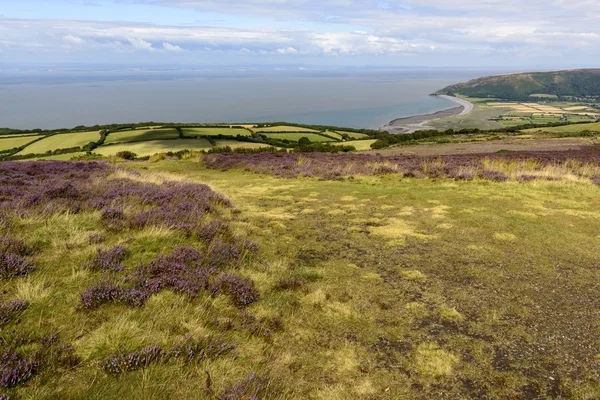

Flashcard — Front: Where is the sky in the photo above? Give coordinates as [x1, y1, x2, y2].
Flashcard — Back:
[1, 0, 600, 68]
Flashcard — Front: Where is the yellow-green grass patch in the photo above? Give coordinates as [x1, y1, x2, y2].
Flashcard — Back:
[343, 139, 376, 151]
[0, 135, 44, 151]
[17, 131, 100, 154]
[27, 152, 88, 161]
[213, 140, 272, 149]
[96, 138, 212, 156]
[254, 125, 319, 133]
[182, 127, 251, 137]
[322, 130, 343, 140]
[105, 128, 179, 144]
[523, 122, 600, 134]
[337, 131, 370, 139]
[262, 133, 333, 142]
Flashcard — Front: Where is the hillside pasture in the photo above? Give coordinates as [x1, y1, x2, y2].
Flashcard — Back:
[254, 125, 319, 133]
[96, 138, 212, 156]
[18, 131, 100, 155]
[343, 139, 377, 150]
[182, 127, 251, 137]
[322, 130, 344, 140]
[523, 122, 600, 134]
[337, 131, 370, 139]
[212, 140, 272, 149]
[105, 128, 179, 144]
[262, 132, 333, 142]
[0, 135, 44, 152]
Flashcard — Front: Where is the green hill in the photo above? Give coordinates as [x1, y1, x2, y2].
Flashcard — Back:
[436, 69, 600, 100]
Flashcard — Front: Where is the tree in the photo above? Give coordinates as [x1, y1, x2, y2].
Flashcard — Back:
[298, 137, 311, 146]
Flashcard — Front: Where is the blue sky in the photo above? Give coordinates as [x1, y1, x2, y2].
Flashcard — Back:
[1, 0, 600, 67]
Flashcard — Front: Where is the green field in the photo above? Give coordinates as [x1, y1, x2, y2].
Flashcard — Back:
[343, 139, 377, 150]
[262, 133, 333, 142]
[28, 152, 88, 161]
[18, 131, 101, 155]
[523, 121, 600, 134]
[105, 128, 179, 144]
[182, 127, 251, 137]
[212, 140, 272, 149]
[254, 125, 319, 133]
[96, 138, 212, 156]
[0, 135, 44, 151]
[322, 130, 343, 140]
[337, 131, 370, 139]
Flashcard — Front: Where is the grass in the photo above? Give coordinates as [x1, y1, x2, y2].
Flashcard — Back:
[262, 133, 334, 142]
[17, 132, 100, 154]
[4, 152, 600, 398]
[212, 140, 272, 149]
[95, 138, 212, 156]
[28, 152, 88, 161]
[182, 127, 251, 137]
[344, 139, 376, 150]
[253, 126, 319, 133]
[322, 130, 343, 140]
[338, 131, 370, 139]
[105, 128, 179, 144]
[523, 121, 600, 134]
[0, 135, 44, 152]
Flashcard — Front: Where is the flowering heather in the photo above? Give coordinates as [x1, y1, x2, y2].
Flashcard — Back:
[211, 274, 260, 307]
[219, 373, 286, 400]
[101, 337, 235, 376]
[87, 232, 106, 244]
[0, 300, 28, 325]
[82, 245, 130, 272]
[0, 236, 33, 257]
[0, 351, 37, 388]
[0, 254, 35, 280]
[79, 281, 149, 310]
[203, 147, 600, 182]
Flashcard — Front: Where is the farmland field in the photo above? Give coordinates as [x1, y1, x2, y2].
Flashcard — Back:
[0, 135, 44, 151]
[182, 127, 251, 137]
[18, 131, 100, 155]
[105, 128, 179, 144]
[342, 139, 377, 150]
[322, 130, 343, 140]
[95, 138, 212, 156]
[212, 140, 272, 149]
[523, 121, 600, 134]
[29, 152, 88, 161]
[337, 131, 370, 139]
[262, 133, 333, 142]
[253, 125, 319, 133]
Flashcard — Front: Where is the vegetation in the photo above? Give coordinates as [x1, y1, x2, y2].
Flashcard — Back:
[95, 139, 212, 156]
[437, 69, 600, 100]
[182, 127, 252, 137]
[105, 128, 180, 145]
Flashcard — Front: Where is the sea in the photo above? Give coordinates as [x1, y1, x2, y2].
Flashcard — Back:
[0, 67, 510, 130]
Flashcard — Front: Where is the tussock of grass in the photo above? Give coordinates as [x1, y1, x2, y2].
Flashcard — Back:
[414, 343, 459, 379]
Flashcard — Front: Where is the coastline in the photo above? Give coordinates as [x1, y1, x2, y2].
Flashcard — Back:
[380, 95, 474, 134]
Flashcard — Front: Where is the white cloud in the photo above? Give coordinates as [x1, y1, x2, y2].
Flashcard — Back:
[276, 47, 298, 54]
[128, 37, 155, 51]
[63, 35, 85, 46]
[163, 42, 183, 52]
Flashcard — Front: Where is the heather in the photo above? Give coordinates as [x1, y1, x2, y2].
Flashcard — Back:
[1, 156, 600, 399]
[203, 147, 600, 183]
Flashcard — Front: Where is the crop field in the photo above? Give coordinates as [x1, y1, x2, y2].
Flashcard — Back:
[212, 140, 271, 149]
[322, 130, 343, 140]
[342, 139, 377, 150]
[105, 128, 179, 144]
[182, 127, 251, 137]
[95, 139, 212, 156]
[0, 135, 44, 152]
[337, 131, 370, 139]
[523, 121, 600, 134]
[2, 148, 600, 399]
[262, 133, 333, 142]
[18, 131, 101, 155]
[253, 126, 319, 133]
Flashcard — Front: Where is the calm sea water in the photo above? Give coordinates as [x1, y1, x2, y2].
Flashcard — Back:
[0, 67, 506, 130]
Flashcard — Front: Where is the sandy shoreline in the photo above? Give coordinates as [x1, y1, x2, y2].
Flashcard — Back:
[380, 95, 474, 134]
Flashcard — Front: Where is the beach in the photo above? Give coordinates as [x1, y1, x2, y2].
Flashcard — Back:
[381, 95, 474, 133]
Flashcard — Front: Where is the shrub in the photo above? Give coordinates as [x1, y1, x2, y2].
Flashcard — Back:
[83, 245, 130, 272]
[219, 373, 286, 400]
[115, 151, 137, 160]
[210, 274, 260, 307]
[0, 300, 28, 325]
[0, 254, 35, 280]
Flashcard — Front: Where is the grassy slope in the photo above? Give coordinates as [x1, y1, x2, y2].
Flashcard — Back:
[10, 159, 600, 398]
[343, 139, 377, 150]
[182, 127, 251, 137]
[254, 126, 319, 133]
[95, 139, 212, 156]
[523, 121, 600, 134]
[262, 133, 334, 142]
[105, 128, 179, 144]
[212, 140, 271, 149]
[18, 131, 101, 155]
[0, 135, 44, 151]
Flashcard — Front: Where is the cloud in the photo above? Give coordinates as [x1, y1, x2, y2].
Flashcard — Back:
[163, 42, 183, 52]
[63, 35, 85, 46]
[128, 37, 155, 51]
[276, 47, 298, 54]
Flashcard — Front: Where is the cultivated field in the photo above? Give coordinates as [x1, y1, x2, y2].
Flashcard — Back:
[253, 126, 319, 133]
[182, 127, 251, 137]
[18, 131, 101, 155]
[105, 128, 179, 144]
[0, 135, 44, 152]
[212, 140, 271, 149]
[95, 138, 212, 156]
[523, 121, 600, 134]
[337, 131, 370, 139]
[343, 139, 377, 150]
[262, 133, 333, 142]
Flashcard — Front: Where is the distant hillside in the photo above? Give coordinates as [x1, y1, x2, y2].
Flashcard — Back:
[436, 69, 600, 100]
